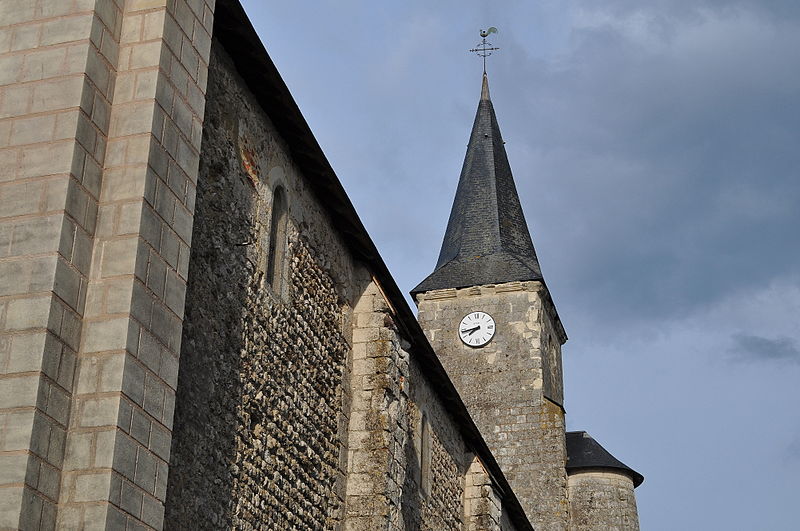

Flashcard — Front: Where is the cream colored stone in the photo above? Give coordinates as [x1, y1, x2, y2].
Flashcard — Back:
[30, 76, 85, 114]
[40, 14, 94, 46]
[72, 472, 112, 503]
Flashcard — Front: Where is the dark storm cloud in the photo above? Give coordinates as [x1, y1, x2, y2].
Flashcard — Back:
[492, 0, 800, 325]
[729, 334, 800, 363]
[583, 0, 800, 22]
[246, 0, 800, 326]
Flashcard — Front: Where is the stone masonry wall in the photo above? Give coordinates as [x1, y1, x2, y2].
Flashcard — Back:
[1, 2, 537, 530]
[165, 222, 350, 529]
[345, 278, 410, 529]
[407, 359, 466, 530]
[164, 42, 357, 529]
[568, 470, 639, 531]
[0, 1, 123, 526]
[58, 1, 215, 528]
[463, 453, 524, 531]
[348, 278, 525, 531]
[347, 279, 469, 531]
[416, 280, 569, 530]
[0, 0, 215, 528]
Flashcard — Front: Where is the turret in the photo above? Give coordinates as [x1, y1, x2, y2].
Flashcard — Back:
[566, 431, 643, 530]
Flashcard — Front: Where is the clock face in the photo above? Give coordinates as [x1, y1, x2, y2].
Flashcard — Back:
[458, 311, 496, 347]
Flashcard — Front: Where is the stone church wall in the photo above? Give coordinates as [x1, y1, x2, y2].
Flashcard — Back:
[347, 279, 458, 530]
[347, 278, 520, 531]
[0, 0, 215, 528]
[164, 43, 357, 528]
[164, 39, 525, 531]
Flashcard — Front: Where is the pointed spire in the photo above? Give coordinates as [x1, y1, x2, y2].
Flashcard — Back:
[480, 72, 490, 101]
[412, 75, 544, 296]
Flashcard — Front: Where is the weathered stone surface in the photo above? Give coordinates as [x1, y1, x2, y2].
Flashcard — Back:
[164, 43, 353, 530]
[568, 470, 639, 531]
[417, 281, 569, 530]
[347, 280, 476, 530]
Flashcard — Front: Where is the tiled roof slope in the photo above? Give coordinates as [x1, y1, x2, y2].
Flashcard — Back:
[412, 74, 543, 295]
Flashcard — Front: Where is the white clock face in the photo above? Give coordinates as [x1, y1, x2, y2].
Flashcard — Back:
[458, 311, 496, 347]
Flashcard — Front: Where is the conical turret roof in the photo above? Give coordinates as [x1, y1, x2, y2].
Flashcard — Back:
[566, 431, 644, 487]
[412, 74, 543, 295]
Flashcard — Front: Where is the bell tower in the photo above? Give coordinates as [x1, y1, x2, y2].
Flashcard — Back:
[412, 74, 569, 529]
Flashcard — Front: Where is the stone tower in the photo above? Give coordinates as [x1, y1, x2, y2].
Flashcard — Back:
[565, 431, 643, 530]
[412, 74, 570, 529]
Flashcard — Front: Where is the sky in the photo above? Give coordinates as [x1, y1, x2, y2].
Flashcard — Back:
[239, 1, 800, 528]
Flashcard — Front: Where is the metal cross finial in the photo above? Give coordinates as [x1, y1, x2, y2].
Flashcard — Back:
[469, 27, 500, 74]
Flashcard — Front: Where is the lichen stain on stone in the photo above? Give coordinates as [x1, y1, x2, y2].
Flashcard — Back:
[239, 135, 260, 187]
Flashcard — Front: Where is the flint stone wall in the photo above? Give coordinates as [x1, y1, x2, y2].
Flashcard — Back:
[164, 43, 356, 529]
[407, 358, 466, 530]
[568, 470, 639, 531]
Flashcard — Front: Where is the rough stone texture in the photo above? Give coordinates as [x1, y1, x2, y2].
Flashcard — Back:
[164, 42, 356, 530]
[404, 352, 467, 531]
[166, 226, 350, 529]
[568, 470, 639, 531]
[416, 281, 569, 530]
[164, 39, 526, 531]
[345, 278, 410, 530]
[164, 44, 349, 529]
[347, 279, 475, 531]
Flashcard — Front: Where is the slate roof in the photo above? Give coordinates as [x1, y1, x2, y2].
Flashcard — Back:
[411, 74, 543, 295]
[566, 431, 644, 487]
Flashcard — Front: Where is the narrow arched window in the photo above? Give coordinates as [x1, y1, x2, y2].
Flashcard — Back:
[265, 186, 288, 290]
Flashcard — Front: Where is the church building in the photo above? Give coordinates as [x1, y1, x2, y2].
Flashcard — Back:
[0, 0, 642, 529]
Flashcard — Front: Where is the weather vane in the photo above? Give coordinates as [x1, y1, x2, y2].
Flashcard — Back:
[469, 27, 500, 74]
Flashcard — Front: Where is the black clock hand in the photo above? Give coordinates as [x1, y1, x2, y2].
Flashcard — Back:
[461, 326, 480, 335]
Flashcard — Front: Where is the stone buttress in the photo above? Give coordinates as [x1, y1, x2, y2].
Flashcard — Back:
[0, 0, 215, 528]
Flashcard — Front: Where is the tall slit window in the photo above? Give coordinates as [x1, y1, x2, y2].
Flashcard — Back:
[265, 186, 288, 290]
